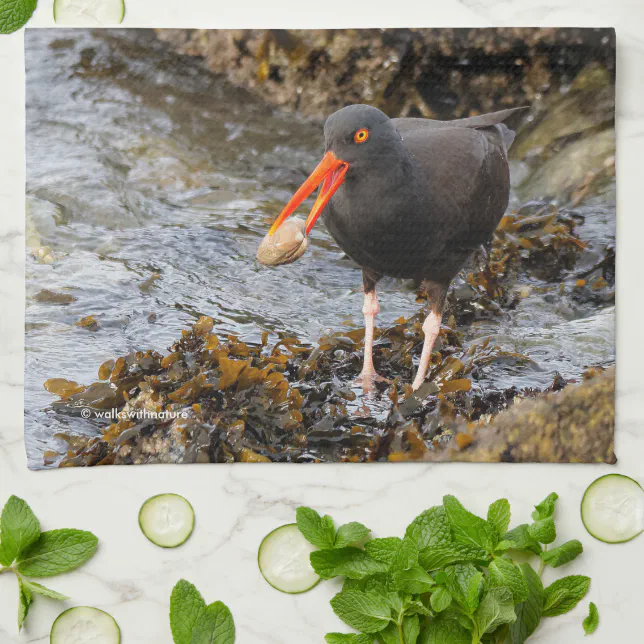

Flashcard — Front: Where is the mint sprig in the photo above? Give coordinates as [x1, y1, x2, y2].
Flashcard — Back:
[297, 506, 371, 550]
[0, 0, 37, 34]
[169, 579, 235, 644]
[0, 495, 98, 631]
[289, 493, 594, 643]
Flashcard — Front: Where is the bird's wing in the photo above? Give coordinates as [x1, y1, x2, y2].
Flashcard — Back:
[392, 106, 529, 151]
[397, 124, 510, 266]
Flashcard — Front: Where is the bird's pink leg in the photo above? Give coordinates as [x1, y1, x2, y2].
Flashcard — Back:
[355, 290, 387, 392]
[412, 309, 442, 391]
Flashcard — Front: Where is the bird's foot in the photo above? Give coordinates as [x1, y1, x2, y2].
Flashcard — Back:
[354, 369, 391, 393]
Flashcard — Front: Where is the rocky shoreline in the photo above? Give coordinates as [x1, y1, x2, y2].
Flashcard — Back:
[155, 28, 615, 120]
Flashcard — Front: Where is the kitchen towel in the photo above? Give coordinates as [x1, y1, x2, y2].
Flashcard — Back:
[24, 27, 615, 468]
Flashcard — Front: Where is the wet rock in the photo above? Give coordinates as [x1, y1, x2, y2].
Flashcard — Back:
[155, 28, 615, 120]
[511, 63, 614, 160]
[513, 63, 615, 204]
[432, 368, 615, 463]
[33, 289, 77, 305]
[516, 129, 615, 204]
[76, 315, 100, 332]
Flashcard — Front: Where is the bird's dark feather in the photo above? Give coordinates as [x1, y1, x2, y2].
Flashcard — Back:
[322, 106, 527, 287]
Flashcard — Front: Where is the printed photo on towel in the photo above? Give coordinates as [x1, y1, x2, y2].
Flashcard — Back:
[24, 28, 616, 468]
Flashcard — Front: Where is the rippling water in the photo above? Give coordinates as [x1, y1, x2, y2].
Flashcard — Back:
[24, 29, 616, 467]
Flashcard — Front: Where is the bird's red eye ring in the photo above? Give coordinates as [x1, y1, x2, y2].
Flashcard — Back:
[354, 128, 369, 144]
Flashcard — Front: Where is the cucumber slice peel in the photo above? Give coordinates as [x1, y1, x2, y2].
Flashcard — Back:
[53, 0, 125, 25]
[139, 494, 195, 548]
[51, 606, 120, 643]
[581, 474, 644, 543]
[258, 523, 320, 594]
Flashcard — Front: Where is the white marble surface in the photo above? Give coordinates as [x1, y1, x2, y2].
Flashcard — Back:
[1, 1, 644, 642]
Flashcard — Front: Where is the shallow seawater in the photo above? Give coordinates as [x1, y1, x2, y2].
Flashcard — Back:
[24, 29, 616, 466]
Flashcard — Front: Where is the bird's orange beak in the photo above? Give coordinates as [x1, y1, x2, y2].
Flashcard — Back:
[268, 151, 349, 236]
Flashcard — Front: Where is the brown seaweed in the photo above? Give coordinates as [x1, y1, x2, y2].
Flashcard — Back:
[44, 307, 551, 467]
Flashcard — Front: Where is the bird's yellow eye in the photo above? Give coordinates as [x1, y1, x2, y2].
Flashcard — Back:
[354, 128, 369, 144]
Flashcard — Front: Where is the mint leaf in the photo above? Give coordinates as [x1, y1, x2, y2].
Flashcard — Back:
[16, 529, 98, 578]
[325, 634, 374, 644]
[406, 506, 487, 568]
[379, 622, 401, 644]
[430, 586, 452, 613]
[402, 614, 421, 644]
[0, 0, 37, 34]
[487, 499, 511, 539]
[335, 522, 371, 549]
[362, 573, 396, 596]
[296, 507, 336, 550]
[22, 580, 69, 601]
[190, 601, 235, 644]
[532, 493, 558, 521]
[540, 540, 583, 568]
[364, 538, 402, 566]
[542, 576, 590, 617]
[171, 579, 206, 644]
[418, 543, 485, 570]
[17, 576, 32, 631]
[474, 587, 516, 635]
[487, 557, 529, 603]
[311, 547, 388, 580]
[330, 589, 393, 633]
[393, 566, 434, 594]
[390, 537, 418, 572]
[501, 525, 542, 555]
[0, 496, 41, 566]
[442, 563, 483, 615]
[543, 587, 572, 614]
[528, 518, 556, 545]
[443, 496, 497, 554]
[419, 614, 471, 644]
[583, 602, 599, 635]
[405, 506, 452, 551]
[510, 564, 545, 644]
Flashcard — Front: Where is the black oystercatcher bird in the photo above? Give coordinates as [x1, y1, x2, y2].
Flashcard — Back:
[264, 104, 527, 391]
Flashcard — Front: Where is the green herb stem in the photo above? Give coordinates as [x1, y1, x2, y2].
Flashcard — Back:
[398, 620, 405, 644]
[538, 545, 549, 578]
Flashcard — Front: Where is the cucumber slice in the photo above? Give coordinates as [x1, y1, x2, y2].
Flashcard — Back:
[139, 494, 195, 548]
[258, 523, 320, 594]
[53, 0, 125, 25]
[51, 607, 120, 643]
[581, 474, 644, 543]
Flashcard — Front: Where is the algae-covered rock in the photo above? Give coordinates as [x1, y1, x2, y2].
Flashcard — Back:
[154, 28, 615, 121]
[511, 63, 614, 161]
[435, 369, 615, 463]
[516, 129, 615, 204]
[512, 62, 615, 204]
